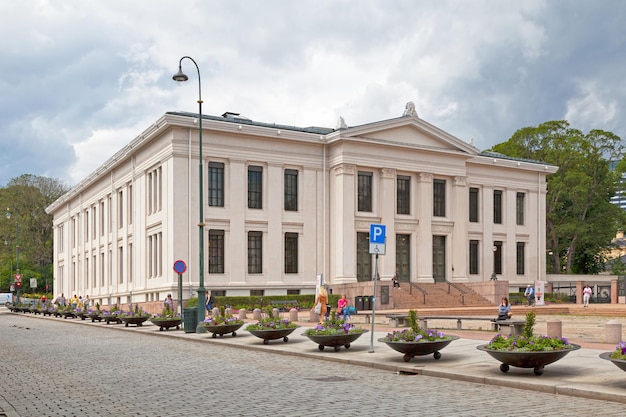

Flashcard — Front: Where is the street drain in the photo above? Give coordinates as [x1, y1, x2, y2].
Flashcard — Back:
[395, 371, 418, 375]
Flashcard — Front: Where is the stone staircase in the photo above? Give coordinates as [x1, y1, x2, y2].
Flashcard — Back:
[391, 282, 494, 309]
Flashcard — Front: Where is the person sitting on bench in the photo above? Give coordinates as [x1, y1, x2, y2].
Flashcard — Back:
[497, 297, 512, 321]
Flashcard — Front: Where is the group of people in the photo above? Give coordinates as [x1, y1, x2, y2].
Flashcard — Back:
[53, 293, 91, 309]
[497, 283, 594, 320]
[312, 287, 355, 322]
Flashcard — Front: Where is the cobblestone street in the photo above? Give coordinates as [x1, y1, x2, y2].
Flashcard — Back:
[1, 312, 625, 417]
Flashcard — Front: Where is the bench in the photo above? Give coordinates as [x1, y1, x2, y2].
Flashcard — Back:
[270, 299, 299, 312]
[386, 314, 517, 332]
[348, 311, 372, 323]
[493, 319, 526, 336]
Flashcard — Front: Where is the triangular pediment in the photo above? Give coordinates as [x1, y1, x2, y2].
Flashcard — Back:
[329, 116, 479, 156]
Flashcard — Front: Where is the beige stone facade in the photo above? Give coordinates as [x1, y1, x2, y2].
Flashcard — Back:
[46, 106, 557, 307]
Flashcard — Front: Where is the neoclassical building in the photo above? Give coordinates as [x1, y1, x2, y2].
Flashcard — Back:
[46, 103, 557, 307]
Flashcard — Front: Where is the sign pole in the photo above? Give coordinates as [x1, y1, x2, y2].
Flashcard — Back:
[178, 273, 183, 318]
[369, 250, 379, 353]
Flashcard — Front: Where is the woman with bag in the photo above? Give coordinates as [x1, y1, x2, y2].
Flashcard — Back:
[312, 287, 328, 321]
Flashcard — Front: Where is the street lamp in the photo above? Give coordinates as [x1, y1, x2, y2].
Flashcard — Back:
[173, 56, 206, 331]
[5, 208, 20, 300]
[490, 245, 498, 281]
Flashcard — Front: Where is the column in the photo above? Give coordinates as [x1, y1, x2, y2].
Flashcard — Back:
[416, 172, 433, 282]
[330, 164, 356, 283]
[380, 168, 396, 279]
[451, 176, 468, 281]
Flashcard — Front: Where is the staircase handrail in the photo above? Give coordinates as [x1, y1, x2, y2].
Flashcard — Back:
[408, 282, 427, 304]
[446, 281, 467, 305]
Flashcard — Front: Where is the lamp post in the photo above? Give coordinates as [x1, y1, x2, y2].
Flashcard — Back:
[173, 56, 206, 331]
[5, 208, 20, 300]
[490, 245, 497, 281]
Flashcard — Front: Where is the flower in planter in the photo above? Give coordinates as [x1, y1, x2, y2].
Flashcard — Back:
[484, 311, 574, 352]
[118, 305, 150, 319]
[381, 310, 451, 343]
[152, 305, 181, 320]
[610, 342, 626, 360]
[246, 309, 296, 331]
[304, 312, 365, 336]
[202, 315, 243, 326]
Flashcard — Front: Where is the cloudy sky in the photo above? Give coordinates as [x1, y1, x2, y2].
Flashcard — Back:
[1, 0, 625, 187]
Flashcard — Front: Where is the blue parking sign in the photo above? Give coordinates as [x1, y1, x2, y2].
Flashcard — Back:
[369, 224, 386, 255]
[370, 224, 386, 243]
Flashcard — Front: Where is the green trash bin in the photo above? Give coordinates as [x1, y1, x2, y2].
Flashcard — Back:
[183, 307, 198, 333]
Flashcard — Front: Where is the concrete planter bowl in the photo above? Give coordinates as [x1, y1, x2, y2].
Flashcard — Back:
[476, 344, 581, 375]
[303, 331, 368, 352]
[150, 318, 182, 331]
[120, 316, 150, 327]
[247, 327, 299, 345]
[201, 323, 244, 338]
[379, 336, 460, 362]
[599, 352, 626, 372]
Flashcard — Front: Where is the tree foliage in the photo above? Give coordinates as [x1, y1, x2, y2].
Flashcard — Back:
[0, 174, 70, 291]
[492, 121, 626, 274]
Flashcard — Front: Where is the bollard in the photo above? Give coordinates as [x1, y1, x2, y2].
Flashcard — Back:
[272, 308, 280, 318]
[225, 307, 232, 316]
[606, 320, 622, 344]
[309, 310, 320, 323]
[212, 307, 219, 317]
[289, 308, 298, 322]
[546, 319, 562, 338]
[238, 308, 247, 320]
[253, 308, 262, 321]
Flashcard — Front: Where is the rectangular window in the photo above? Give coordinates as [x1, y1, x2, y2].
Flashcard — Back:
[284, 169, 298, 211]
[433, 179, 446, 217]
[209, 162, 225, 207]
[208, 229, 225, 274]
[91, 206, 96, 239]
[248, 166, 263, 209]
[356, 232, 372, 281]
[117, 189, 123, 229]
[248, 231, 263, 273]
[516, 192, 525, 226]
[395, 234, 410, 281]
[469, 187, 479, 223]
[397, 175, 410, 215]
[284, 232, 298, 273]
[100, 251, 105, 287]
[493, 190, 502, 224]
[357, 171, 373, 212]
[250, 289, 264, 296]
[494, 241, 503, 275]
[516, 242, 525, 275]
[128, 185, 133, 225]
[100, 201, 105, 237]
[469, 240, 479, 274]
[118, 246, 124, 284]
[287, 289, 300, 295]
[128, 243, 133, 283]
[84, 209, 89, 242]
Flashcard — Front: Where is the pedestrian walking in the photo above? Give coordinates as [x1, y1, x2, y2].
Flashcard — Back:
[583, 285, 592, 307]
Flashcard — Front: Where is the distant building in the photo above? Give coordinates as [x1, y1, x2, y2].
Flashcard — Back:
[46, 104, 557, 307]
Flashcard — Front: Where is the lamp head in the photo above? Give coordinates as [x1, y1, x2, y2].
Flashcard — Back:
[172, 66, 189, 83]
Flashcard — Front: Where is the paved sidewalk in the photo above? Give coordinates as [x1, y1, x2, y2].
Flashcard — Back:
[6, 308, 626, 405]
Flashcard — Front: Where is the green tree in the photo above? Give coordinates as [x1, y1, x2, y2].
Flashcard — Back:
[492, 121, 626, 274]
[0, 174, 69, 291]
